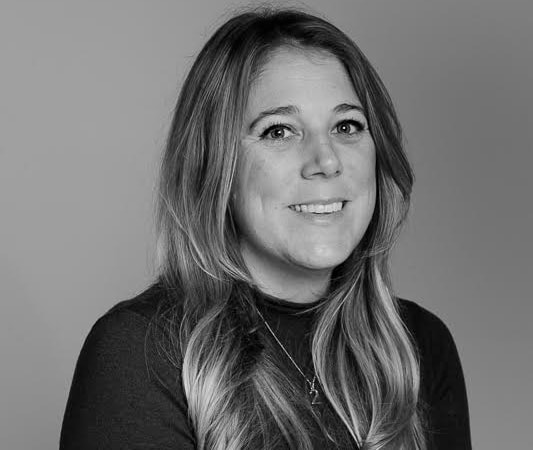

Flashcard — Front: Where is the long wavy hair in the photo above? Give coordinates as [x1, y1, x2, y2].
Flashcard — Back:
[154, 7, 427, 450]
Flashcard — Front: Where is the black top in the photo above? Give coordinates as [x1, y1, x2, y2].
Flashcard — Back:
[60, 284, 472, 449]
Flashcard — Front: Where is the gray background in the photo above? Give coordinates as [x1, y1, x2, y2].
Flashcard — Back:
[1, 0, 531, 448]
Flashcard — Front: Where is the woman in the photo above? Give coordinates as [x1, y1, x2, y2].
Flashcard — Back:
[60, 8, 471, 450]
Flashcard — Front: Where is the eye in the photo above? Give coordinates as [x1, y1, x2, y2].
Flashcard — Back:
[260, 124, 295, 140]
[334, 119, 366, 135]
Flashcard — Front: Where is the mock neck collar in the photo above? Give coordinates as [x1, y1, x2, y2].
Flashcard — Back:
[250, 285, 327, 315]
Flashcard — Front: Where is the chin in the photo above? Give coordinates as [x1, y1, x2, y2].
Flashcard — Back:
[291, 248, 352, 272]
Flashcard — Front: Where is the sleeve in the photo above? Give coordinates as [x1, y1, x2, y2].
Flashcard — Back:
[422, 311, 472, 450]
[59, 308, 197, 450]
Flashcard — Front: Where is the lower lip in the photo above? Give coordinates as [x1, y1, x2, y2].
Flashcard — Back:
[288, 203, 347, 224]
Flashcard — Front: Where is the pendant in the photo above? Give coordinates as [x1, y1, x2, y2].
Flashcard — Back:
[308, 377, 322, 405]
[310, 386, 321, 405]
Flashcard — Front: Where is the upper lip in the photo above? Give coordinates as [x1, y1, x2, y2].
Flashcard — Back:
[289, 197, 348, 206]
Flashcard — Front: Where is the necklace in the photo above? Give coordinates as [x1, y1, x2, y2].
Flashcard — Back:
[254, 307, 322, 405]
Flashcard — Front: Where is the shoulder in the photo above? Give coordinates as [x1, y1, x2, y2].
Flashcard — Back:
[395, 300, 472, 447]
[83, 283, 164, 359]
[92, 281, 182, 348]
[396, 297, 461, 388]
[61, 283, 196, 448]
[396, 297, 456, 353]
[396, 297, 467, 403]
[103, 280, 170, 325]
[79, 281, 183, 389]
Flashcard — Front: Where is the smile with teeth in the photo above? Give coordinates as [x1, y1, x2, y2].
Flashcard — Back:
[289, 201, 345, 214]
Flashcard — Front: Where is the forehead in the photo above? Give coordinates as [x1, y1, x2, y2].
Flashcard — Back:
[247, 47, 359, 110]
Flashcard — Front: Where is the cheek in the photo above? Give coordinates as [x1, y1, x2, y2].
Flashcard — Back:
[346, 145, 376, 192]
[344, 146, 377, 227]
[236, 152, 288, 206]
[232, 155, 291, 250]
[233, 153, 284, 231]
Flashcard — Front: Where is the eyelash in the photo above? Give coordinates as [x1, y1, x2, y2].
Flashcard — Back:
[259, 122, 292, 139]
[259, 119, 367, 140]
[335, 119, 366, 134]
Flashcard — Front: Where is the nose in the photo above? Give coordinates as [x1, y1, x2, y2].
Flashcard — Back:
[301, 134, 342, 179]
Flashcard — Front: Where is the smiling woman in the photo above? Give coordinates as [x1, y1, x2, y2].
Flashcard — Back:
[60, 7, 472, 450]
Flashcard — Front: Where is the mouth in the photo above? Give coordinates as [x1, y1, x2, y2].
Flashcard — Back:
[288, 200, 348, 215]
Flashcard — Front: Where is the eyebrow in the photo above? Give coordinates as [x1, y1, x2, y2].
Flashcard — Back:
[248, 102, 365, 131]
[334, 103, 364, 114]
[248, 105, 299, 131]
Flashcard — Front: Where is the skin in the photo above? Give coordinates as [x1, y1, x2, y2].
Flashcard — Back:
[231, 47, 376, 303]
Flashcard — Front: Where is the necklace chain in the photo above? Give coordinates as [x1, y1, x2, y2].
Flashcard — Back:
[254, 307, 322, 405]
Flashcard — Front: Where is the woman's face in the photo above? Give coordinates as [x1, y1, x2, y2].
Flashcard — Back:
[232, 47, 376, 286]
